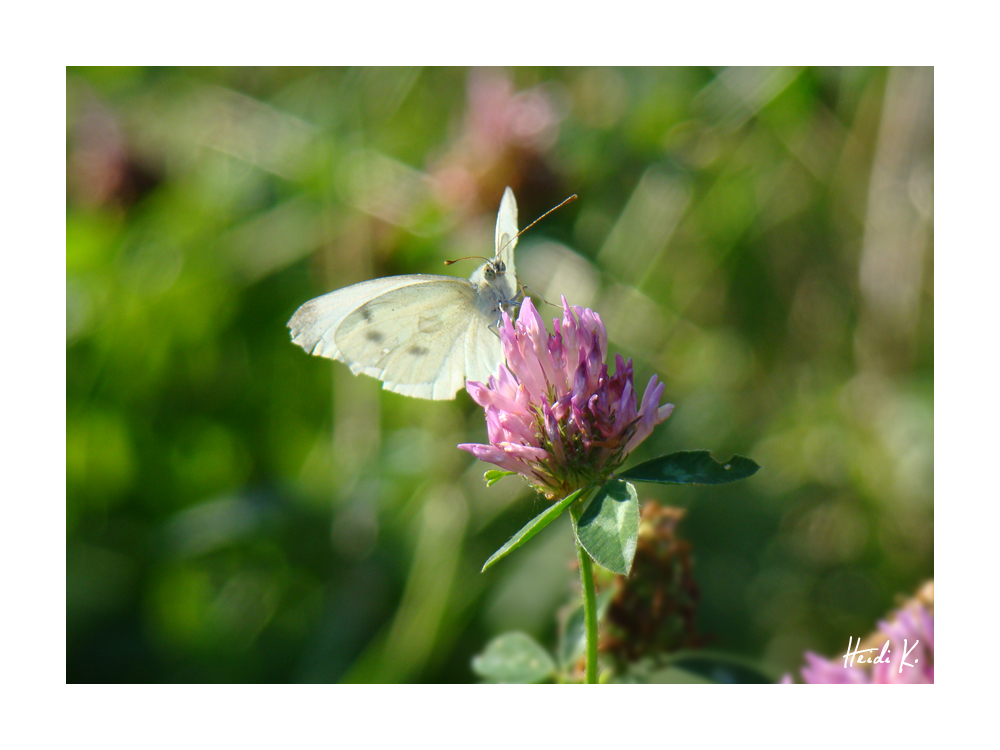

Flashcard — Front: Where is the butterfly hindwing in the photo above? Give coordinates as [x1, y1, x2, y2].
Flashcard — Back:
[463, 308, 503, 385]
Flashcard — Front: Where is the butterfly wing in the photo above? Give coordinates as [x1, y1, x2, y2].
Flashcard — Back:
[495, 187, 518, 277]
[288, 275, 499, 400]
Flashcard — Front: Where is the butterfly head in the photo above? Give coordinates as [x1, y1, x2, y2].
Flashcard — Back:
[483, 258, 507, 281]
[471, 255, 514, 290]
[470, 254, 519, 324]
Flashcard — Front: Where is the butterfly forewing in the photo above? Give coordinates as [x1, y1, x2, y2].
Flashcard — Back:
[495, 187, 518, 278]
[288, 187, 521, 400]
[289, 275, 437, 360]
[329, 278, 495, 400]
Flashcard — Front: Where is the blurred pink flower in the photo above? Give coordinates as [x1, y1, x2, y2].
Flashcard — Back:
[870, 604, 934, 684]
[464, 69, 560, 158]
[431, 69, 561, 212]
[785, 602, 934, 684]
[68, 94, 160, 210]
[798, 651, 870, 684]
[459, 297, 674, 498]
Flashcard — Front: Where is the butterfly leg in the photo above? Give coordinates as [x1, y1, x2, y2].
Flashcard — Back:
[518, 284, 559, 309]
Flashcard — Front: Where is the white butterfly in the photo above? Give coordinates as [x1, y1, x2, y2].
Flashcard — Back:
[288, 187, 521, 400]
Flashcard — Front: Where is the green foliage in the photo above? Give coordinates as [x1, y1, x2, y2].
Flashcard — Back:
[668, 652, 776, 684]
[65, 66, 933, 683]
[572, 481, 640, 576]
[484, 470, 516, 487]
[481, 487, 585, 572]
[558, 590, 615, 671]
[620, 451, 760, 485]
[613, 652, 776, 684]
[471, 632, 557, 684]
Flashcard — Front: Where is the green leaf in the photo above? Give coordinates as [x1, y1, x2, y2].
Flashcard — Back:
[481, 487, 585, 572]
[619, 450, 759, 485]
[558, 589, 616, 670]
[614, 665, 714, 684]
[667, 651, 776, 684]
[572, 480, 639, 575]
[610, 652, 775, 683]
[484, 469, 516, 487]
[471, 632, 557, 683]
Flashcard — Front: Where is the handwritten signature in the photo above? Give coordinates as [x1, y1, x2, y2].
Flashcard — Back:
[842, 636, 921, 674]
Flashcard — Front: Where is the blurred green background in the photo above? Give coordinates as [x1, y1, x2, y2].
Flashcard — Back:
[66, 66, 933, 683]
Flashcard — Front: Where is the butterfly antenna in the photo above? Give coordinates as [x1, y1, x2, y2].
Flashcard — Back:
[499, 194, 578, 254]
[443, 255, 490, 266]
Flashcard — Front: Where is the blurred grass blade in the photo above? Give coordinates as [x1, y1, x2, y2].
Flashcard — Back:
[481, 487, 584, 572]
[572, 480, 639, 576]
[619, 451, 759, 485]
[471, 632, 557, 683]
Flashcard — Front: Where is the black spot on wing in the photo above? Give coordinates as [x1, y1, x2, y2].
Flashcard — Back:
[408, 345, 429, 356]
[359, 305, 374, 323]
[365, 330, 384, 343]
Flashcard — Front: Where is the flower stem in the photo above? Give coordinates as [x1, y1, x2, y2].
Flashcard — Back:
[570, 502, 599, 684]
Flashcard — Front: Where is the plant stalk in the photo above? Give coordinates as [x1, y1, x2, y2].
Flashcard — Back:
[570, 502, 599, 684]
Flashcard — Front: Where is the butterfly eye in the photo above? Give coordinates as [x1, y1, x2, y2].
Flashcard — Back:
[496, 261, 506, 274]
[484, 266, 495, 280]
